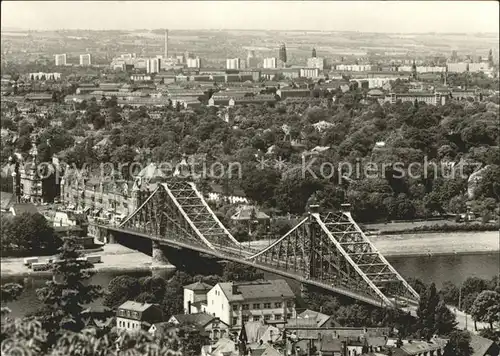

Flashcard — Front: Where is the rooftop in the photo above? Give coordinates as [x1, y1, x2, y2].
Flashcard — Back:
[218, 279, 294, 302]
[118, 300, 156, 313]
[184, 281, 213, 292]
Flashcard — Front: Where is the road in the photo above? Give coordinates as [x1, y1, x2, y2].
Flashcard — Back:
[451, 307, 488, 333]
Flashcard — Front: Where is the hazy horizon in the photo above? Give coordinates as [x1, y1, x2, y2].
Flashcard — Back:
[1, 1, 499, 34]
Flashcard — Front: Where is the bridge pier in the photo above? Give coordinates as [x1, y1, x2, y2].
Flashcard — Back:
[300, 283, 310, 301]
[152, 241, 175, 269]
[106, 231, 116, 244]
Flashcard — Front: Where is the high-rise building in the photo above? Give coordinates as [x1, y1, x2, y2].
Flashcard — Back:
[263, 57, 277, 69]
[79, 54, 91, 66]
[450, 50, 458, 62]
[186, 57, 201, 68]
[54, 54, 67, 66]
[226, 58, 241, 70]
[247, 50, 259, 68]
[307, 57, 324, 70]
[312, 48, 317, 58]
[146, 58, 161, 73]
[279, 43, 287, 64]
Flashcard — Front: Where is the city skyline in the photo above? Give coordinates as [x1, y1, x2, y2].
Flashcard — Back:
[1, 1, 499, 34]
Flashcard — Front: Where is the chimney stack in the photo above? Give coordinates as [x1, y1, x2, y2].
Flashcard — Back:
[232, 284, 238, 295]
[164, 29, 169, 59]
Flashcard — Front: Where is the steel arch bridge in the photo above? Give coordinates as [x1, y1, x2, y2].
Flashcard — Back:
[99, 179, 420, 309]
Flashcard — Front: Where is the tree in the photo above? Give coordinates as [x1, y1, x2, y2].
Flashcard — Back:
[470, 290, 500, 329]
[103, 275, 141, 309]
[35, 238, 102, 346]
[440, 281, 460, 306]
[1, 213, 60, 256]
[222, 261, 263, 282]
[2, 324, 182, 356]
[1, 283, 23, 318]
[443, 330, 473, 356]
[417, 283, 440, 340]
[177, 325, 210, 356]
[240, 167, 280, 206]
[434, 300, 458, 336]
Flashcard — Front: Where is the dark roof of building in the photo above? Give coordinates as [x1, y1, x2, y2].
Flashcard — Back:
[218, 280, 295, 302]
[320, 335, 344, 352]
[297, 309, 331, 327]
[11, 203, 39, 215]
[470, 334, 496, 356]
[184, 281, 213, 291]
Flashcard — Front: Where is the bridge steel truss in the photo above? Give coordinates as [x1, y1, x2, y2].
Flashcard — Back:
[245, 211, 420, 308]
[114, 180, 419, 309]
[120, 180, 242, 251]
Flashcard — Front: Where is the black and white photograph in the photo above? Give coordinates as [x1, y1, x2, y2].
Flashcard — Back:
[0, 1, 499, 355]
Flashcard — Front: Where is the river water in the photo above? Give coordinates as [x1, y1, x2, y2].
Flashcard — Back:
[2, 235, 499, 319]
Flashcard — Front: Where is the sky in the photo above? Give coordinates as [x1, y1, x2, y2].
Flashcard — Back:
[1, 1, 499, 33]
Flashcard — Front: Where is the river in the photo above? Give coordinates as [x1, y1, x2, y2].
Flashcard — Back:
[2, 235, 499, 319]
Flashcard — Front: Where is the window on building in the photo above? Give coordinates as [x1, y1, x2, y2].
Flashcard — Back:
[252, 303, 260, 309]
[287, 313, 292, 320]
[133, 312, 139, 318]
[242, 315, 249, 322]
[253, 315, 260, 322]
[275, 302, 282, 308]
[127, 322, 130, 328]
[287, 301, 293, 307]
[264, 303, 271, 309]
[242, 304, 249, 310]
[119, 310, 125, 316]
[264, 315, 271, 321]
[232, 304, 238, 311]
[232, 317, 238, 326]
[275, 314, 282, 320]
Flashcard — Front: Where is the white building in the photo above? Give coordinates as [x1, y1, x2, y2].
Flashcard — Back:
[447, 62, 468, 73]
[468, 62, 491, 73]
[116, 301, 163, 332]
[226, 58, 241, 70]
[186, 57, 201, 68]
[79, 54, 91, 66]
[416, 66, 446, 73]
[306, 57, 325, 70]
[184, 281, 213, 314]
[146, 58, 161, 73]
[335, 64, 372, 72]
[203, 280, 296, 329]
[300, 68, 320, 78]
[29, 72, 61, 80]
[352, 77, 393, 89]
[54, 54, 67, 66]
[263, 57, 278, 69]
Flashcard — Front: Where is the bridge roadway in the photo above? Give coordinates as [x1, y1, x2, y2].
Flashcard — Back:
[100, 224, 418, 313]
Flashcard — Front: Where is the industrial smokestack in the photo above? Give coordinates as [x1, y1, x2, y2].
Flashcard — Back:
[164, 29, 169, 59]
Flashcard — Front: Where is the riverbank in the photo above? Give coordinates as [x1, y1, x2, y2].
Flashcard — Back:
[249, 230, 499, 257]
[370, 231, 499, 257]
[0, 244, 175, 278]
[364, 220, 498, 234]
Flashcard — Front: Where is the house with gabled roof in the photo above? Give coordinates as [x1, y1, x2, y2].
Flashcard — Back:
[116, 301, 163, 332]
[205, 280, 296, 330]
[184, 281, 213, 314]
